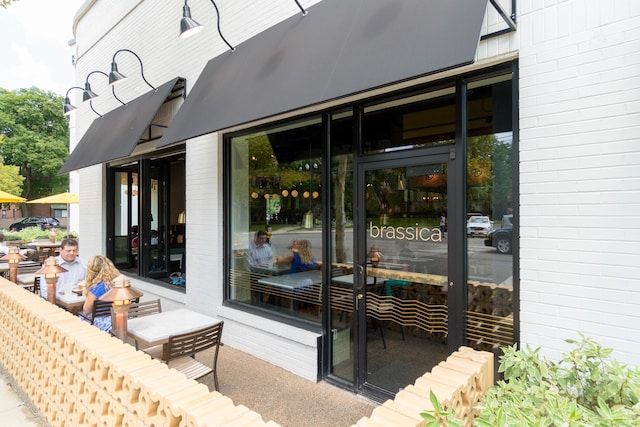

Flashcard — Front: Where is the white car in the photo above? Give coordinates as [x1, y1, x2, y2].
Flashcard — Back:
[466, 216, 493, 237]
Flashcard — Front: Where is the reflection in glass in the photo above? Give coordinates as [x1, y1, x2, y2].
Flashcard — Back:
[227, 117, 324, 322]
[465, 74, 515, 355]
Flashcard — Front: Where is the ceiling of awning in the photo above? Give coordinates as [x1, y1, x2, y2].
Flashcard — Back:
[59, 77, 185, 174]
[158, 0, 488, 148]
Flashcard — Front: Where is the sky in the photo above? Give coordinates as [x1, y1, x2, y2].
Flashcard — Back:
[0, 0, 85, 97]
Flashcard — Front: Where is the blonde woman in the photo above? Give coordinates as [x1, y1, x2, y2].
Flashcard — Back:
[289, 240, 318, 273]
[78, 255, 120, 331]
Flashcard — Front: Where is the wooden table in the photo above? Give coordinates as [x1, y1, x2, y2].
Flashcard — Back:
[56, 282, 85, 314]
[127, 309, 222, 348]
[29, 241, 62, 250]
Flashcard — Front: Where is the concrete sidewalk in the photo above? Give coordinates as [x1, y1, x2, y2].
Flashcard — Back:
[0, 344, 378, 427]
[0, 369, 43, 426]
[208, 345, 378, 426]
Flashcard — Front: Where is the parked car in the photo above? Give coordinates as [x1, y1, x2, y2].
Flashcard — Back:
[466, 215, 493, 237]
[9, 216, 60, 231]
[484, 214, 513, 254]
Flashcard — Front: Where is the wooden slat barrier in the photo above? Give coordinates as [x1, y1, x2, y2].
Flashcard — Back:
[353, 346, 494, 427]
[0, 278, 279, 427]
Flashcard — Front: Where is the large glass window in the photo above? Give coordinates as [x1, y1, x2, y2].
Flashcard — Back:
[228, 117, 324, 322]
[465, 74, 515, 353]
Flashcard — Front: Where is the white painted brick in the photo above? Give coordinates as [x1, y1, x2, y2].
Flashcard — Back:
[69, 0, 640, 374]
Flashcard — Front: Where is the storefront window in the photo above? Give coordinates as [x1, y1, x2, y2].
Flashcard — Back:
[465, 74, 515, 353]
[227, 117, 324, 322]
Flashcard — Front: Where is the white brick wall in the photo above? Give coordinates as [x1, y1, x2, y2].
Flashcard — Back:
[72, 0, 324, 380]
[518, 0, 640, 365]
[70, 0, 640, 378]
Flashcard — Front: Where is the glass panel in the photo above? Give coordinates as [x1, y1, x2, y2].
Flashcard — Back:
[362, 87, 456, 154]
[328, 110, 355, 382]
[147, 163, 167, 276]
[364, 163, 450, 393]
[228, 116, 324, 322]
[466, 74, 515, 355]
[113, 171, 138, 268]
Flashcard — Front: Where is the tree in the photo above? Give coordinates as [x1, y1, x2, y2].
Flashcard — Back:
[1, 0, 19, 8]
[0, 87, 69, 199]
[0, 161, 25, 196]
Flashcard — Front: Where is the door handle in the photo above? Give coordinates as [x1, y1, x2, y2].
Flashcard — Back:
[355, 264, 365, 292]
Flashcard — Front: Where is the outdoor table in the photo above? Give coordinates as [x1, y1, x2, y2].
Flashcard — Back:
[0, 260, 41, 274]
[56, 281, 86, 314]
[127, 308, 222, 349]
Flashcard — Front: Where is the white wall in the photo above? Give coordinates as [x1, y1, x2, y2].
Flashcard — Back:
[518, 0, 640, 365]
[70, 0, 640, 378]
[71, 0, 325, 381]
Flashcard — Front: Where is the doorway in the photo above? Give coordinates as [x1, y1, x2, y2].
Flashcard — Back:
[107, 154, 186, 284]
[329, 153, 458, 401]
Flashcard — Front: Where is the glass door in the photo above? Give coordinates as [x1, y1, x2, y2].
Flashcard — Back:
[108, 168, 139, 269]
[355, 156, 453, 399]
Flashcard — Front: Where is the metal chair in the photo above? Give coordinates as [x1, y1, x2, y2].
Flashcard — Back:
[144, 322, 224, 390]
[78, 299, 113, 325]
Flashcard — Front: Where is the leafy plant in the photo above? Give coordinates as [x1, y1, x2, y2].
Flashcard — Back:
[421, 335, 640, 426]
[420, 390, 462, 427]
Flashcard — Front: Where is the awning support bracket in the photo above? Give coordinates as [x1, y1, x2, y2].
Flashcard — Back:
[481, 0, 517, 40]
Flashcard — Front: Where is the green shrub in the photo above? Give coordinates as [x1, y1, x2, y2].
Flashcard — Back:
[421, 335, 640, 426]
[16, 227, 50, 242]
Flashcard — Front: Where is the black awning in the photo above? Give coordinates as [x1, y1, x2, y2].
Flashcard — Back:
[158, 0, 488, 148]
[59, 77, 184, 174]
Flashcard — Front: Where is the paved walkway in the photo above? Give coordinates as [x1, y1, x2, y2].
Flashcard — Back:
[0, 369, 43, 426]
[0, 344, 378, 427]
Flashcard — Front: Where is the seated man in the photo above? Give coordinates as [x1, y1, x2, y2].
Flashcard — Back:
[246, 230, 274, 270]
[40, 238, 87, 300]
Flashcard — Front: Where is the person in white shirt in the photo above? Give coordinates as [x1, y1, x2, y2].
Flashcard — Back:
[0, 232, 34, 257]
[246, 230, 274, 270]
[40, 238, 87, 300]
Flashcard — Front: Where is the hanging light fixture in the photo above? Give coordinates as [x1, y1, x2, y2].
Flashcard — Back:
[178, 0, 235, 52]
[294, 0, 308, 15]
[179, 0, 204, 39]
[83, 70, 127, 104]
[80, 70, 128, 118]
[108, 48, 158, 91]
[62, 86, 85, 115]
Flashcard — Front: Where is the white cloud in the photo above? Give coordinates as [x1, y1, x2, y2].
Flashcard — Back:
[0, 0, 85, 96]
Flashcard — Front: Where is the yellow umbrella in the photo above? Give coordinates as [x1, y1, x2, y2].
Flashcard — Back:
[27, 192, 79, 204]
[0, 190, 26, 203]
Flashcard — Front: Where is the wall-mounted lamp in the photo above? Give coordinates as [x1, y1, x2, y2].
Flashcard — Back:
[108, 49, 157, 91]
[63, 86, 85, 115]
[99, 275, 143, 340]
[36, 256, 68, 304]
[179, 0, 235, 52]
[368, 246, 382, 268]
[180, 0, 204, 39]
[0, 247, 27, 283]
[83, 70, 127, 105]
[178, 211, 186, 224]
[294, 0, 308, 15]
[81, 70, 128, 118]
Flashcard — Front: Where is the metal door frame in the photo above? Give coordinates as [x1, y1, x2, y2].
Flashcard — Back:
[353, 147, 465, 400]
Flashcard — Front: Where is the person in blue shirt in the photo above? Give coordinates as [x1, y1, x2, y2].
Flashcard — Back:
[79, 255, 121, 332]
[279, 239, 318, 273]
